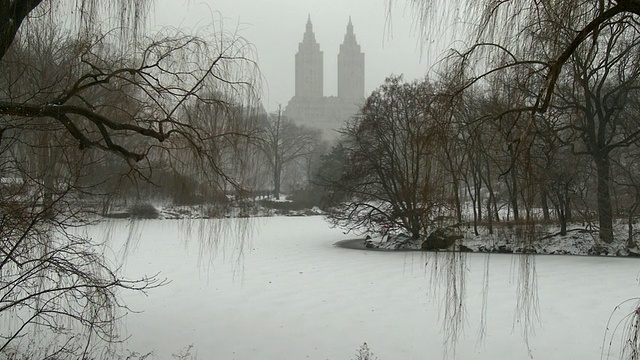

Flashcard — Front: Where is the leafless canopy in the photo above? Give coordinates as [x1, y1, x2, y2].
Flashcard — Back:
[0, 0, 260, 357]
[403, 0, 640, 112]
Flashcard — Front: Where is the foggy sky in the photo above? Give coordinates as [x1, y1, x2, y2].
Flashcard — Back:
[151, 0, 452, 112]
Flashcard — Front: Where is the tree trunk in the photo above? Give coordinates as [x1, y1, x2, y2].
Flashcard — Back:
[628, 193, 640, 248]
[274, 161, 281, 200]
[465, 180, 479, 236]
[0, 1, 45, 60]
[595, 156, 614, 243]
[411, 213, 421, 240]
[483, 160, 499, 225]
[510, 168, 520, 221]
[474, 166, 482, 223]
[558, 202, 567, 235]
[541, 186, 550, 221]
[560, 212, 567, 236]
[486, 197, 493, 234]
[628, 205, 636, 247]
[561, 183, 571, 236]
[453, 179, 462, 224]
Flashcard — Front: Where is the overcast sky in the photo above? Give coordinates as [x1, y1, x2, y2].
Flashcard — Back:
[150, 0, 454, 112]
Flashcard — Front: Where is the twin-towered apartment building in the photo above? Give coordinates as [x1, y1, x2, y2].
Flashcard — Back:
[283, 16, 365, 141]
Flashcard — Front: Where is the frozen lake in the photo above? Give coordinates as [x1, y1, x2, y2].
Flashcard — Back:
[92, 216, 640, 359]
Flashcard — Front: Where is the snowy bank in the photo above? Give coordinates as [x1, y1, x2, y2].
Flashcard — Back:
[339, 221, 640, 257]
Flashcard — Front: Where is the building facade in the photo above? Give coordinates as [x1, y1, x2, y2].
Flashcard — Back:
[283, 16, 365, 141]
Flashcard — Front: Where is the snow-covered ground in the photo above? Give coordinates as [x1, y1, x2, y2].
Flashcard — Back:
[87, 216, 640, 359]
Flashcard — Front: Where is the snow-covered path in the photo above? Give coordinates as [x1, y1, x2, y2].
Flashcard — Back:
[93, 216, 640, 359]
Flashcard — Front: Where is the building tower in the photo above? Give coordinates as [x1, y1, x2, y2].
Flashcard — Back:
[285, 16, 365, 141]
[295, 15, 323, 98]
[337, 17, 365, 101]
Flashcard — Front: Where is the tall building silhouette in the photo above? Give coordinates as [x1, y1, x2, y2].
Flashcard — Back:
[284, 16, 365, 141]
[295, 16, 323, 99]
[338, 17, 365, 102]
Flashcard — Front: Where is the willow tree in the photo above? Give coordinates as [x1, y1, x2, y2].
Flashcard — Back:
[0, 1, 258, 357]
[399, 0, 640, 356]
[405, 0, 640, 243]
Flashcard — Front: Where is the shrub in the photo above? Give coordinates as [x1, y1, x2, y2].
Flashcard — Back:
[202, 204, 228, 218]
[288, 188, 323, 209]
[128, 203, 160, 219]
[352, 342, 380, 360]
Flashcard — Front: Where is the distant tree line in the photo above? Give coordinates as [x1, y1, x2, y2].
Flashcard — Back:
[318, 66, 640, 248]
[383, 1, 640, 249]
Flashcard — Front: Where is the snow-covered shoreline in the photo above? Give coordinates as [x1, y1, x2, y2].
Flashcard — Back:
[337, 222, 640, 257]
[102, 203, 640, 258]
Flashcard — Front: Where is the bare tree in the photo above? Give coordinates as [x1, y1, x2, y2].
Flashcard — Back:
[329, 76, 448, 240]
[612, 147, 640, 247]
[556, 22, 640, 243]
[257, 107, 321, 199]
[406, 1, 640, 112]
[395, 0, 640, 353]
[0, 1, 259, 357]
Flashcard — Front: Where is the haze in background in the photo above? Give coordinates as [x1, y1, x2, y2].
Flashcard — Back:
[150, 0, 455, 111]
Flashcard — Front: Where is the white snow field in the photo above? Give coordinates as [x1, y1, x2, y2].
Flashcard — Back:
[91, 216, 640, 359]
